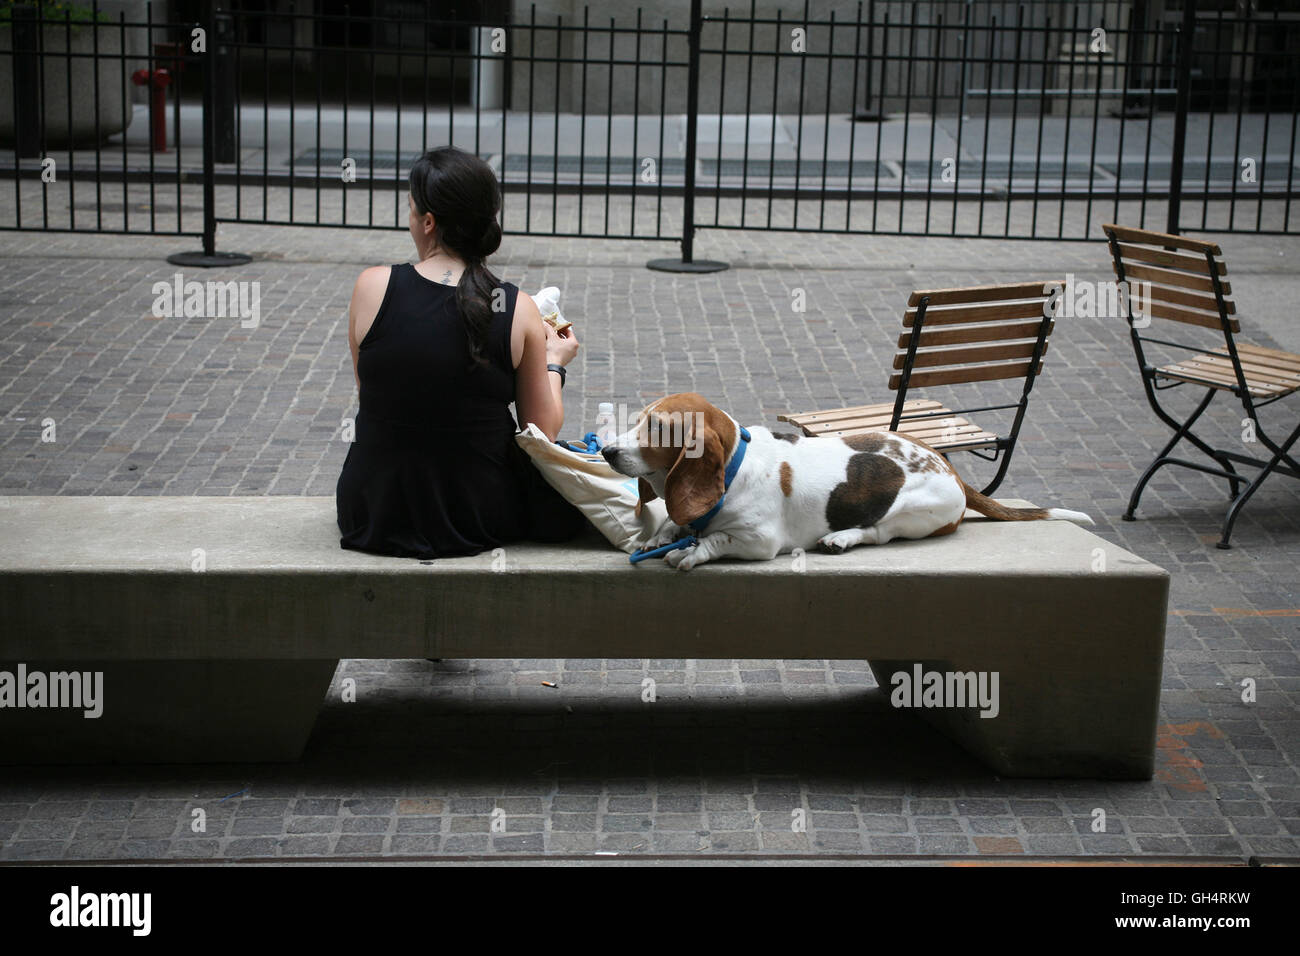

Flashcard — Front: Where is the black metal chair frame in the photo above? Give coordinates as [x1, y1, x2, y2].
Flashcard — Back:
[1105, 225, 1300, 549]
[888, 289, 1057, 496]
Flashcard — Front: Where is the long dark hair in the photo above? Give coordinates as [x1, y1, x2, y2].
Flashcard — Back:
[408, 146, 504, 367]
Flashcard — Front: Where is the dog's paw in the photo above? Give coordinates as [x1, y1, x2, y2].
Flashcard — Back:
[641, 521, 685, 551]
[664, 543, 699, 570]
[817, 528, 871, 554]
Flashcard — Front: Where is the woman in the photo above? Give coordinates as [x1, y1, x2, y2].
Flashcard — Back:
[336, 145, 586, 558]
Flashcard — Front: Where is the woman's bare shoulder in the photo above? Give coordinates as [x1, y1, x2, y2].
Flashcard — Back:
[349, 266, 394, 350]
[353, 265, 393, 298]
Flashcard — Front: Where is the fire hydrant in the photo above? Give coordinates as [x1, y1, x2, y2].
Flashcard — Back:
[131, 68, 172, 153]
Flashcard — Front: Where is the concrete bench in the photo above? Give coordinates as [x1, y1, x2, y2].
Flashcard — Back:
[0, 496, 1169, 778]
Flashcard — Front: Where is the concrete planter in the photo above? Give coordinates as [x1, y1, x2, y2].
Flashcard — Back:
[0, 23, 132, 147]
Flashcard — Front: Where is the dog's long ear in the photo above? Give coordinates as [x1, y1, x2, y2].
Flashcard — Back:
[663, 417, 727, 527]
[635, 478, 657, 518]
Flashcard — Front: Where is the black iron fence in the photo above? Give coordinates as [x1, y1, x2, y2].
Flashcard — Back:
[2, 0, 1297, 267]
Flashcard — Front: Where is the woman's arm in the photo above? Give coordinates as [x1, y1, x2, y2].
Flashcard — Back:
[513, 291, 578, 442]
[347, 266, 391, 389]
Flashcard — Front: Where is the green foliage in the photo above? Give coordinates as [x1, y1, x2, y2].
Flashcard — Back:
[0, 1, 116, 27]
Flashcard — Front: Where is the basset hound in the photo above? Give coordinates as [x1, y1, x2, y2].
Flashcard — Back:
[601, 392, 1092, 571]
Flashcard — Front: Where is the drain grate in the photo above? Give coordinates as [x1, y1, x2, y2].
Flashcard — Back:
[1105, 159, 1300, 184]
[498, 154, 687, 176]
[290, 148, 493, 169]
[703, 158, 887, 179]
[900, 159, 1099, 179]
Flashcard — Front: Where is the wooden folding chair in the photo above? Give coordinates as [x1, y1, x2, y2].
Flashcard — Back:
[778, 280, 1061, 495]
[1103, 223, 1300, 549]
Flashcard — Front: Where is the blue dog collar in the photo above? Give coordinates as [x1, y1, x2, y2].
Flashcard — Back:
[688, 425, 750, 532]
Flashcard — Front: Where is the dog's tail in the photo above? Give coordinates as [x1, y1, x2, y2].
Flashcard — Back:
[961, 480, 1093, 525]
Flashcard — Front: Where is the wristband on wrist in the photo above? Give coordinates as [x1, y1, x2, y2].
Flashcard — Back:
[546, 363, 566, 387]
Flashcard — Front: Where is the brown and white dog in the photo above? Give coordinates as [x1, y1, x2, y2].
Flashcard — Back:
[601, 392, 1092, 571]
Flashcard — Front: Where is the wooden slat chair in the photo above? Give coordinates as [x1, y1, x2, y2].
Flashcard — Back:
[1103, 223, 1300, 549]
[779, 280, 1061, 495]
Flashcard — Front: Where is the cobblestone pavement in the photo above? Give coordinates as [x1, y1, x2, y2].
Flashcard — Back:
[1, 201, 1298, 861]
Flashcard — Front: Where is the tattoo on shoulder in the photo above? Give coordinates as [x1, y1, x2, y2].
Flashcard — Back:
[440, 270, 453, 285]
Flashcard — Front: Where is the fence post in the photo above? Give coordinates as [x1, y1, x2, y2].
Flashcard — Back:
[647, 0, 728, 272]
[1166, 0, 1197, 235]
[1118, 0, 1150, 119]
[11, 3, 40, 159]
[853, 0, 882, 122]
[168, 0, 250, 266]
[213, 8, 237, 163]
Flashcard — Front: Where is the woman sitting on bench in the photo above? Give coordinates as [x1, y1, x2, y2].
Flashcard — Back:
[336, 146, 586, 558]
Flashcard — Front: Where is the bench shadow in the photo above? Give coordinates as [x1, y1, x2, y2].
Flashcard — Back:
[291, 686, 994, 785]
[2, 688, 996, 788]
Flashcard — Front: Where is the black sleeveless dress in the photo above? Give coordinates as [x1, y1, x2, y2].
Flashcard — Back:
[336, 262, 585, 558]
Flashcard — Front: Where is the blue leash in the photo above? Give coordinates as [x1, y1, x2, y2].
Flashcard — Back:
[556, 432, 603, 454]
[628, 426, 751, 565]
[628, 534, 697, 564]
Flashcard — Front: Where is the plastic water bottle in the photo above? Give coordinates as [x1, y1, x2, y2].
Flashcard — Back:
[595, 402, 617, 447]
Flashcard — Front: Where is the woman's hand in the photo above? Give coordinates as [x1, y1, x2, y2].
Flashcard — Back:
[545, 321, 580, 366]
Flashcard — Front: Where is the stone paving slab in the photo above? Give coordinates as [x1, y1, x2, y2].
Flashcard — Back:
[0, 201, 1297, 860]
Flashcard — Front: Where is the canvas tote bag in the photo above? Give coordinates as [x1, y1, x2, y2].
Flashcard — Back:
[514, 423, 668, 553]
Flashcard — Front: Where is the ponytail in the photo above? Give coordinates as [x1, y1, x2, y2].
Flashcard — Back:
[455, 254, 503, 369]
[408, 147, 505, 368]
